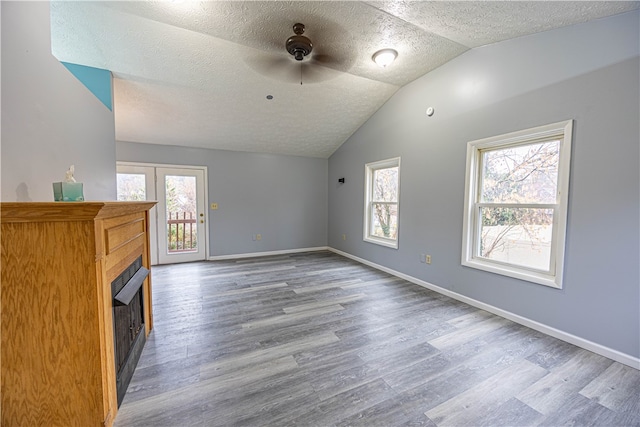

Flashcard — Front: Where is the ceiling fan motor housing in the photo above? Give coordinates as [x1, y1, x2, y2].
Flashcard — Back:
[286, 23, 313, 61]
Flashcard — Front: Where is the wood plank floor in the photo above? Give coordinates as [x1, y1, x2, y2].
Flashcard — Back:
[114, 251, 640, 426]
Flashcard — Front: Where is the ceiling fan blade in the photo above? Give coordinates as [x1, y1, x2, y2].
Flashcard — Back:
[299, 62, 343, 84]
[245, 54, 292, 78]
[244, 53, 307, 84]
[308, 52, 353, 73]
[300, 63, 321, 84]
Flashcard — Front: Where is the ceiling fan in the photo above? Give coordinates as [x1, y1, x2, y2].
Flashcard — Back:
[286, 23, 313, 61]
[246, 21, 354, 85]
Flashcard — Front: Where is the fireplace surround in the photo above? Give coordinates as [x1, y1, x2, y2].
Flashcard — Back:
[1, 201, 155, 426]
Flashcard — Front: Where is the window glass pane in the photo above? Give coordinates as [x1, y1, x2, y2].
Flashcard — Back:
[373, 167, 398, 202]
[370, 203, 398, 239]
[165, 175, 198, 253]
[116, 173, 146, 201]
[479, 207, 554, 271]
[481, 140, 560, 204]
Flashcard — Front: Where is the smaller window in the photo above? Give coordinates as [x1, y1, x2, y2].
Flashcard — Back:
[461, 121, 573, 288]
[364, 157, 401, 249]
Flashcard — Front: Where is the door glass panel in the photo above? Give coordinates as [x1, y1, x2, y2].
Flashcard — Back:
[117, 165, 159, 265]
[165, 175, 198, 253]
[117, 173, 146, 201]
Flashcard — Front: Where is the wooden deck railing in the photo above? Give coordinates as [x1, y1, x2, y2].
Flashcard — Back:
[167, 212, 197, 252]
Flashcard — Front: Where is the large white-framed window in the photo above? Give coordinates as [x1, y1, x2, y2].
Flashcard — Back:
[364, 157, 401, 249]
[461, 120, 573, 288]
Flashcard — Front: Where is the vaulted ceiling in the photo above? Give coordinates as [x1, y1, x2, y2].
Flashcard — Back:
[50, 1, 639, 158]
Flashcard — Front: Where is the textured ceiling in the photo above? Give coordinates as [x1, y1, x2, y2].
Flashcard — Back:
[50, 1, 639, 158]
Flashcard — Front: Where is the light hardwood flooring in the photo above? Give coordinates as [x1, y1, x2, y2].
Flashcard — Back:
[114, 251, 640, 426]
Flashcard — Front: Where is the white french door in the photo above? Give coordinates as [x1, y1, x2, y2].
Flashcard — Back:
[116, 163, 207, 265]
[116, 164, 159, 264]
[156, 167, 206, 264]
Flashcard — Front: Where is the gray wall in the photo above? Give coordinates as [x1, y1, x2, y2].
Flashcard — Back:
[1, 1, 116, 202]
[328, 11, 639, 358]
[117, 141, 328, 257]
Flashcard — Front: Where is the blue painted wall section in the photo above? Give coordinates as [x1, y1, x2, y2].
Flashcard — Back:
[61, 62, 112, 110]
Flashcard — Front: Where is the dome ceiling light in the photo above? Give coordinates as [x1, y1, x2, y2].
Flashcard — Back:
[372, 49, 398, 68]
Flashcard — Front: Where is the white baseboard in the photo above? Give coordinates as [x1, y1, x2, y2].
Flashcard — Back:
[208, 246, 329, 261]
[329, 247, 640, 370]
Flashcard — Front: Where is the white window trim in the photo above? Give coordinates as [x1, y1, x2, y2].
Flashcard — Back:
[364, 157, 401, 249]
[461, 120, 573, 289]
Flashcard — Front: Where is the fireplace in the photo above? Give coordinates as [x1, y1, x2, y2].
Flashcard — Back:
[111, 256, 149, 407]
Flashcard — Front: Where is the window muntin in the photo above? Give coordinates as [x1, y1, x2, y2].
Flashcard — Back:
[364, 158, 400, 248]
[462, 121, 573, 288]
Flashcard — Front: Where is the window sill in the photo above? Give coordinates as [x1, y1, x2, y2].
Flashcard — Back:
[364, 235, 398, 249]
[461, 258, 561, 289]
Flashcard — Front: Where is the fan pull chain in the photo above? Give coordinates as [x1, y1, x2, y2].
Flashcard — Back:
[300, 64, 303, 85]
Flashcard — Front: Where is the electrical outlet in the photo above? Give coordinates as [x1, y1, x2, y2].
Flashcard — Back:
[426, 255, 432, 264]
[420, 254, 426, 263]
[342, 234, 346, 241]
[256, 234, 262, 241]
[210, 203, 218, 210]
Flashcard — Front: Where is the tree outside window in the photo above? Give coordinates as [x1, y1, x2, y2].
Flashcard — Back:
[116, 173, 146, 201]
[364, 158, 400, 249]
[165, 175, 198, 252]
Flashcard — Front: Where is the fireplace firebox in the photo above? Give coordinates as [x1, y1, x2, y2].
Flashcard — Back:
[111, 256, 149, 406]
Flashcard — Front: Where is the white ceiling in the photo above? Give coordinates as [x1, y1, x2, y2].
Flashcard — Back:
[50, 1, 639, 158]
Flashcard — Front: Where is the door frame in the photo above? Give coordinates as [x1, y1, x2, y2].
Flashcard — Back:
[117, 161, 209, 264]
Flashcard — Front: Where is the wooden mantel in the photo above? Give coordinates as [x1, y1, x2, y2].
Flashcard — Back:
[1, 201, 156, 427]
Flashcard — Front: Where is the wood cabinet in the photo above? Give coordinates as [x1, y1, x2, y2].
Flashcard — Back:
[1, 202, 156, 427]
